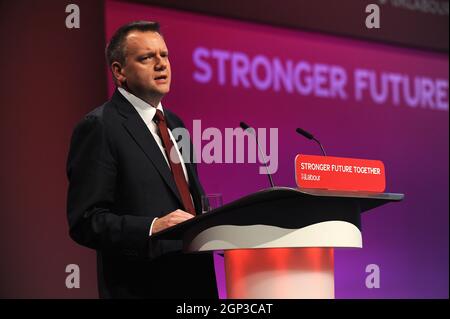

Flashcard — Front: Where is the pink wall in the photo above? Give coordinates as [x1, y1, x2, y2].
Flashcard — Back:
[0, 0, 107, 298]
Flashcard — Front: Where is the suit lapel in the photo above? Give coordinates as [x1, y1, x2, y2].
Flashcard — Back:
[112, 90, 183, 205]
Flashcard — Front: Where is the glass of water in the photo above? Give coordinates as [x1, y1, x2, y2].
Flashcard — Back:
[201, 193, 223, 213]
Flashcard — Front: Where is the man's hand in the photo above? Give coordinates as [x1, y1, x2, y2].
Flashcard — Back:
[151, 209, 194, 234]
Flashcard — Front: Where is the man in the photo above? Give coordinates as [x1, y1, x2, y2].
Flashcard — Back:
[66, 21, 218, 298]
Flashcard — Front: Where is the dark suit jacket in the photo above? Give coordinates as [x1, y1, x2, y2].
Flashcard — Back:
[66, 89, 218, 298]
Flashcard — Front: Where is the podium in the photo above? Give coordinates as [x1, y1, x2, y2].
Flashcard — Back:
[152, 187, 403, 299]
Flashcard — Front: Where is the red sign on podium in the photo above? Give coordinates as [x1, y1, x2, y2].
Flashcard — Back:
[295, 154, 386, 192]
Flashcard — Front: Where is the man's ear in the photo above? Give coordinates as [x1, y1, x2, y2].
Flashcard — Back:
[111, 62, 126, 86]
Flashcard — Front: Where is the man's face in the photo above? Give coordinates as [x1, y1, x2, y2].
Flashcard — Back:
[119, 31, 171, 104]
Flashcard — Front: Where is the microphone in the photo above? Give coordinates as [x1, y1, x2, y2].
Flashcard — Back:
[240, 121, 275, 188]
[296, 127, 327, 156]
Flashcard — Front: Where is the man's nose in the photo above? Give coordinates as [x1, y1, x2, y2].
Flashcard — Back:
[155, 55, 167, 70]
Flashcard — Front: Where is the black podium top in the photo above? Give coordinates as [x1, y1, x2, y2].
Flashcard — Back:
[151, 187, 403, 241]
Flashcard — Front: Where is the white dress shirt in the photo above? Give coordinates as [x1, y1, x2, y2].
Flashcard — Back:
[118, 87, 190, 235]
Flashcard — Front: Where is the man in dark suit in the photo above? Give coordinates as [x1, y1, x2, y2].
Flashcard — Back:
[66, 21, 218, 298]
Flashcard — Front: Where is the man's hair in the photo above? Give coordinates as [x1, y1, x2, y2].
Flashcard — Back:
[105, 20, 161, 67]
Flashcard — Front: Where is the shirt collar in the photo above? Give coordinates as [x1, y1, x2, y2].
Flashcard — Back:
[117, 87, 164, 124]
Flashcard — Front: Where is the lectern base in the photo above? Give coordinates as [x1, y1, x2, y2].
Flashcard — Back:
[224, 248, 334, 299]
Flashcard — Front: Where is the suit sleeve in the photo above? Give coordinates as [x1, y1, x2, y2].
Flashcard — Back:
[66, 115, 156, 259]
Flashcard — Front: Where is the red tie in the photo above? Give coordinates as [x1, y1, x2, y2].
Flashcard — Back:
[153, 109, 196, 216]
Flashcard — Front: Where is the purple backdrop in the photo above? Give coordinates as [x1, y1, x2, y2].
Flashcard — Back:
[106, 0, 449, 298]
